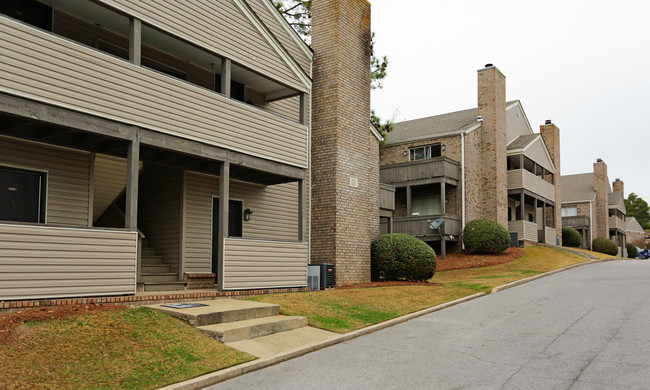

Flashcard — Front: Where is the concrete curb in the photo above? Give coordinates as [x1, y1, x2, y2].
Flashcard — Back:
[490, 258, 619, 293]
[158, 292, 486, 390]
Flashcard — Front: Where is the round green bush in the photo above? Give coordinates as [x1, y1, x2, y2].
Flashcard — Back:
[371, 233, 437, 282]
[592, 237, 618, 256]
[562, 227, 582, 247]
[462, 218, 510, 254]
[627, 243, 638, 259]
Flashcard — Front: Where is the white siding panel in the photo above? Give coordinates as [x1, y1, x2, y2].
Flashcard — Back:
[0, 136, 90, 226]
[98, 0, 305, 91]
[506, 103, 532, 144]
[0, 18, 308, 167]
[0, 224, 136, 300]
[223, 238, 307, 290]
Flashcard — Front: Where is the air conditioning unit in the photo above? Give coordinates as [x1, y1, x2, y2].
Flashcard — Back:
[320, 263, 335, 289]
[307, 265, 321, 291]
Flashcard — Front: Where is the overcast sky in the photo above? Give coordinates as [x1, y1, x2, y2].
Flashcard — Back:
[369, 0, 650, 202]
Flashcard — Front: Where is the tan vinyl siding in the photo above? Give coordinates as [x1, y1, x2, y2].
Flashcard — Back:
[183, 172, 302, 273]
[545, 227, 557, 245]
[0, 17, 308, 167]
[0, 136, 90, 226]
[93, 154, 127, 222]
[247, 87, 302, 123]
[0, 224, 136, 300]
[506, 104, 531, 144]
[138, 166, 183, 275]
[524, 138, 554, 173]
[507, 169, 555, 202]
[97, 0, 305, 91]
[222, 238, 307, 290]
[508, 220, 538, 242]
[244, 0, 312, 76]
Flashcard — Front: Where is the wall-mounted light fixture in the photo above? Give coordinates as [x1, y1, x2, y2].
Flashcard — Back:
[243, 208, 253, 221]
[441, 144, 446, 151]
[402, 150, 408, 156]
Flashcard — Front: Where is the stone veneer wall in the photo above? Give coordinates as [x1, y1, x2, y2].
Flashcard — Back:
[311, 0, 377, 285]
[593, 160, 610, 239]
[540, 122, 562, 242]
[477, 66, 508, 228]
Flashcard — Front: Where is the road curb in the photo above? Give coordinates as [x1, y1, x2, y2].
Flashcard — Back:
[490, 258, 619, 294]
[158, 292, 486, 390]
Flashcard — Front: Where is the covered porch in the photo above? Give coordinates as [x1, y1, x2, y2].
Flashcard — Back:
[508, 190, 557, 246]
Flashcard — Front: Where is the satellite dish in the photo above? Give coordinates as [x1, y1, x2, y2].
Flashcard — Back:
[427, 218, 444, 231]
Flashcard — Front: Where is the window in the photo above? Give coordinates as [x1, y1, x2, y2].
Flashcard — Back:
[0, 166, 46, 223]
[562, 206, 578, 217]
[409, 144, 441, 161]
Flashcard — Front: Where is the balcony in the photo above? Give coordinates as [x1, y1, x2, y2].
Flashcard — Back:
[0, 16, 308, 168]
[609, 215, 627, 232]
[563, 215, 590, 229]
[508, 220, 539, 243]
[380, 184, 395, 211]
[507, 169, 555, 202]
[380, 157, 460, 186]
[390, 214, 461, 240]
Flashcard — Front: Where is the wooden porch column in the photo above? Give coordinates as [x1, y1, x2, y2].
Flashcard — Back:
[217, 161, 230, 289]
[299, 93, 309, 125]
[441, 182, 446, 214]
[221, 58, 231, 98]
[298, 179, 306, 241]
[406, 186, 412, 216]
[125, 138, 139, 231]
[129, 18, 141, 66]
[520, 190, 525, 221]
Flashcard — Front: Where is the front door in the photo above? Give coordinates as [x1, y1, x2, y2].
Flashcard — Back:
[211, 198, 243, 275]
[0, 167, 46, 223]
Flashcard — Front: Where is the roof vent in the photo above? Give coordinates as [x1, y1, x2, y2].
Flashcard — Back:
[477, 116, 483, 122]
[615, 178, 621, 182]
[484, 63, 493, 68]
[545, 119, 552, 125]
[596, 158, 603, 163]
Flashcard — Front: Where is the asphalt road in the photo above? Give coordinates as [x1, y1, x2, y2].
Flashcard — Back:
[212, 260, 650, 389]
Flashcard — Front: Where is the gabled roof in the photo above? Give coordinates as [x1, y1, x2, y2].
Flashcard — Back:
[608, 192, 626, 213]
[627, 217, 645, 233]
[561, 173, 596, 203]
[507, 134, 539, 151]
[385, 100, 520, 145]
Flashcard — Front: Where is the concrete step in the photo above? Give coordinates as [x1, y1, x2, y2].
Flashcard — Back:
[141, 265, 171, 273]
[149, 299, 280, 326]
[143, 281, 185, 292]
[141, 255, 165, 265]
[198, 315, 308, 343]
[141, 248, 157, 257]
[140, 273, 178, 283]
[226, 327, 339, 358]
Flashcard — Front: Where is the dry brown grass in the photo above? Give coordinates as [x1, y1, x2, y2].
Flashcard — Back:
[570, 247, 618, 259]
[0, 307, 254, 390]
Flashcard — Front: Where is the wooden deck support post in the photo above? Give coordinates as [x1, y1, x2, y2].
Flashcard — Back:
[129, 18, 141, 66]
[221, 58, 231, 98]
[217, 161, 230, 289]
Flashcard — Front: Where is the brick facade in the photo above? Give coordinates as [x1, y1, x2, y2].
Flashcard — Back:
[477, 65, 508, 228]
[379, 135, 463, 166]
[613, 178, 624, 195]
[311, 0, 378, 285]
[593, 160, 610, 239]
[540, 122, 562, 241]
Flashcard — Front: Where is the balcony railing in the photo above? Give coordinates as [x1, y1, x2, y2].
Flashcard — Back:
[562, 216, 590, 229]
[508, 220, 539, 243]
[609, 215, 627, 232]
[507, 169, 555, 202]
[380, 157, 460, 185]
[390, 214, 461, 239]
[380, 184, 395, 211]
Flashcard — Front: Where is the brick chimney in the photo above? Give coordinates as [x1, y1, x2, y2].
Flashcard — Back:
[593, 159, 609, 239]
[476, 64, 508, 228]
[311, 0, 378, 285]
[613, 178, 624, 195]
[540, 120, 561, 243]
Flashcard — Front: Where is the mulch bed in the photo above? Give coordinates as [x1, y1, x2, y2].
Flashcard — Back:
[0, 304, 126, 345]
[436, 247, 524, 271]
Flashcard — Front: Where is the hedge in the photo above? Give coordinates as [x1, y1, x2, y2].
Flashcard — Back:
[562, 227, 582, 247]
[462, 218, 510, 254]
[592, 237, 618, 256]
[371, 233, 437, 282]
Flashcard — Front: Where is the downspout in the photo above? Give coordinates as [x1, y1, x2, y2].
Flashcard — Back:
[589, 200, 593, 250]
[461, 132, 466, 249]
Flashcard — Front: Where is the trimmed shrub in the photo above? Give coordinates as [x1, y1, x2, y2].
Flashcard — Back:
[462, 218, 510, 254]
[371, 233, 437, 282]
[627, 243, 638, 259]
[562, 227, 582, 247]
[592, 237, 618, 256]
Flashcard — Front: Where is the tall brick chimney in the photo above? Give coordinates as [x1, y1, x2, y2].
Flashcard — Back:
[540, 120, 561, 243]
[613, 178, 624, 195]
[593, 159, 609, 239]
[477, 64, 508, 228]
[311, 0, 378, 285]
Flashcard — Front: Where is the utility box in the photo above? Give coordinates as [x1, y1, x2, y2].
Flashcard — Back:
[320, 263, 335, 289]
[307, 265, 321, 291]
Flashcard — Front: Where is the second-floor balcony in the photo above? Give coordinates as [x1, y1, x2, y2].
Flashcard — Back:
[563, 215, 590, 229]
[388, 214, 461, 240]
[508, 169, 555, 202]
[380, 157, 460, 186]
[609, 215, 626, 232]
